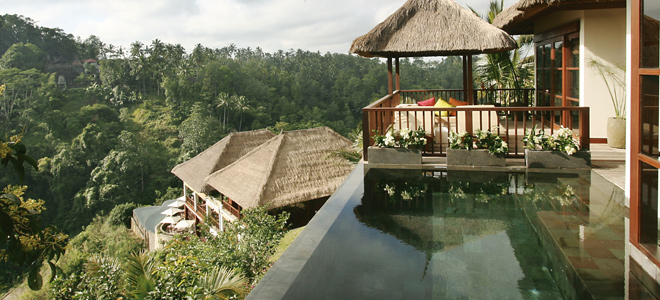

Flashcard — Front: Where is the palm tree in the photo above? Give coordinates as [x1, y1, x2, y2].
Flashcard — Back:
[196, 266, 247, 299]
[216, 92, 230, 132]
[232, 95, 249, 131]
[469, 0, 534, 106]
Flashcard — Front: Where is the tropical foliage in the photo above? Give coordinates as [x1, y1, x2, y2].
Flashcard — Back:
[44, 207, 285, 299]
[470, 0, 534, 106]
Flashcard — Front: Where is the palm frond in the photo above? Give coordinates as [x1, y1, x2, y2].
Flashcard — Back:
[124, 251, 157, 299]
[198, 266, 248, 299]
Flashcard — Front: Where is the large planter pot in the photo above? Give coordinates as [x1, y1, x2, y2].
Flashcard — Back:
[607, 117, 626, 149]
[446, 149, 506, 167]
[368, 146, 422, 165]
[525, 149, 591, 169]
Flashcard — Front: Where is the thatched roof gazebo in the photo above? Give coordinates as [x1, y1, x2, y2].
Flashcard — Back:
[204, 127, 354, 210]
[493, 0, 625, 35]
[171, 129, 276, 194]
[350, 0, 517, 104]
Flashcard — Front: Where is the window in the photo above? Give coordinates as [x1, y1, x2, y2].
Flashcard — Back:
[632, 0, 660, 265]
[535, 23, 580, 129]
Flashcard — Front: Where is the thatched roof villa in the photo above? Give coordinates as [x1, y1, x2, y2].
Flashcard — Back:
[205, 127, 354, 227]
[132, 127, 354, 241]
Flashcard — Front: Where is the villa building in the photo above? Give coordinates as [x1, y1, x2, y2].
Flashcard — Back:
[169, 126, 353, 232]
[132, 127, 353, 248]
[204, 127, 355, 228]
[171, 129, 276, 231]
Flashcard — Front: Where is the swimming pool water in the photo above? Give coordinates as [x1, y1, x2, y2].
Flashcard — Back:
[249, 166, 639, 299]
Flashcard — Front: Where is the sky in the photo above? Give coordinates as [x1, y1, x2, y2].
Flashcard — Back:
[0, 0, 517, 55]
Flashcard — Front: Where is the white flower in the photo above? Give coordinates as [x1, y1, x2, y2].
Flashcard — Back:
[384, 184, 395, 196]
[565, 145, 576, 155]
[384, 135, 395, 146]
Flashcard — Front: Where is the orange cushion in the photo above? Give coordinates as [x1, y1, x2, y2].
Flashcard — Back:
[449, 98, 468, 106]
[448, 98, 468, 116]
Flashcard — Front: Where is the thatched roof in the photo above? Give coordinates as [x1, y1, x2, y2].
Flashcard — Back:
[171, 129, 276, 193]
[493, 0, 625, 35]
[204, 127, 355, 210]
[350, 0, 517, 57]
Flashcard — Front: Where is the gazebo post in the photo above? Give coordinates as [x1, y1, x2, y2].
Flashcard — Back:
[387, 58, 393, 95]
[395, 57, 400, 92]
[463, 55, 474, 134]
[467, 55, 474, 105]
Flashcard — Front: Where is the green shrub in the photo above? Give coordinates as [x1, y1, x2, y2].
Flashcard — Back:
[107, 202, 137, 227]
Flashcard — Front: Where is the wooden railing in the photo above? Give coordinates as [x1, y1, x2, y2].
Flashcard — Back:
[398, 88, 534, 107]
[184, 194, 206, 220]
[222, 200, 242, 219]
[362, 90, 589, 160]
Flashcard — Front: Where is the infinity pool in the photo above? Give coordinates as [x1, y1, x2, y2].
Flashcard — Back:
[249, 165, 650, 299]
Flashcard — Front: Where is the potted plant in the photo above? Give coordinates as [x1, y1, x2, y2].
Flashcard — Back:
[588, 58, 626, 148]
[368, 127, 427, 164]
[446, 129, 508, 167]
[523, 126, 591, 168]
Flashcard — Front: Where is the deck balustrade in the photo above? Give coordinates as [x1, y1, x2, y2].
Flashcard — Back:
[362, 90, 589, 160]
[222, 200, 242, 219]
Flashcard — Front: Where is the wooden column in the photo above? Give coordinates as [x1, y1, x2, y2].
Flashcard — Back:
[630, 0, 641, 245]
[465, 55, 474, 134]
[395, 57, 401, 92]
[467, 55, 474, 105]
[387, 57, 393, 94]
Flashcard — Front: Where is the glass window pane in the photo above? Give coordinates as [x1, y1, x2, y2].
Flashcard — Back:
[642, 0, 660, 68]
[536, 46, 544, 69]
[640, 161, 659, 248]
[554, 41, 563, 68]
[554, 70, 563, 96]
[567, 37, 579, 68]
[641, 75, 660, 157]
[544, 69, 551, 91]
[544, 44, 552, 68]
[568, 70, 579, 98]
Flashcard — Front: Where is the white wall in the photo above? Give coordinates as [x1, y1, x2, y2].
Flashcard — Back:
[534, 8, 627, 139]
[583, 9, 627, 139]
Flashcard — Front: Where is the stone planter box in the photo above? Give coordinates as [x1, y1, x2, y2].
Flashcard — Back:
[368, 146, 422, 165]
[446, 149, 505, 167]
[525, 149, 591, 169]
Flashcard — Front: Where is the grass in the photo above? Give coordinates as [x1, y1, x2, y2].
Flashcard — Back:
[270, 226, 305, 263]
